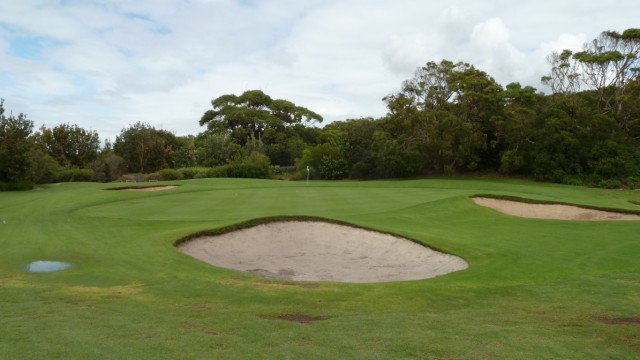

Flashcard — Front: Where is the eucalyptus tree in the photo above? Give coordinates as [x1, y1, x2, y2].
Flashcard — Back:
[199, 90, 322, 146]
[199, 90, 323, 166]
[542, 28, 640, 115]
[383, 60, 504, 173]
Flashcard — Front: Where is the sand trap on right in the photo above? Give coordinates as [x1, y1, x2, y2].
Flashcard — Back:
[473, 197, 640, 221]
[178, 221, 468, 283]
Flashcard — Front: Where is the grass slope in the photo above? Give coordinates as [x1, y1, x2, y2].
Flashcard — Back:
[1, 178, 639, 359]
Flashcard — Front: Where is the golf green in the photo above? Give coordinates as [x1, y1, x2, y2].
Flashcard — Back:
[1, 178, 639, 359]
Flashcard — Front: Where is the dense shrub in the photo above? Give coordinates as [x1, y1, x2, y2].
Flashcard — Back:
[157, 168, 184, 181]
[625, 177, 640, 189]
[31, 149, 61, 184]
[226, 163, 269, 178]
[192, 166, 224, 179]
[222, 151, 271, 179]
[596, 178, 623, 189]
[56, 168, 96, 182]
[178, 167, 208, 179]
[121, 173, 144, 182]
[270, 165, 297, 180]
[92, 153, 125, 183]
[146, 173, 161, 181]
[0, 181, 33, 191]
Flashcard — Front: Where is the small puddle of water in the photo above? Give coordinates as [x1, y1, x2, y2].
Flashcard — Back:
[27, 261, 71, 273]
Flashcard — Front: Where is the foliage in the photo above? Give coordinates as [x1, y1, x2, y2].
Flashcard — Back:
[542, 28, 640, 115]
[177, 167, 209, 179]
[200, 90, 322, 147]
[195, 132, 242, 167]
[30, 148, 61, 184]
[157, 168, 184, 181]
[33, 123, 100, 168]
[227, 151, 271, 179]
[0, 99, 34, 189]
[169, 135, 199, 169]
[269, 165, 297, 180]
[200, 90, 323, 166]
[3, 27, 639, 189]
[114, 122, 175, 173]
[55, 168, 96, 182]
[382, 60, 504, 174]
[92, 152, 125, 183]
[299, 143, 348, 179]
[186, 152, 271, 179]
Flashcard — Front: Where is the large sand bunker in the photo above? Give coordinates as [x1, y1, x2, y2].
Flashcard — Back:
[473, 197, 640, 221]
[177, 221, 468, 283]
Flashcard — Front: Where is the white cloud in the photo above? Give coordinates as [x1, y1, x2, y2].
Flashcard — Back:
[1, 0, 639, 141]
[468, 18, 527, 83]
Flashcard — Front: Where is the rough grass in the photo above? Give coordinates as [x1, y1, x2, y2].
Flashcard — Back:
[1, 178, 639, 359]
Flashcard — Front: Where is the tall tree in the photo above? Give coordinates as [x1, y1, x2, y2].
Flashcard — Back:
[542, 28, 640, 115]
[199, 90, 323, 147]
[0, 100, 35, 188]
[324, 118, 379, 178]
[383, 60, 504, 173]
[496, 82, 544, 174]
[114, 122, 174, 173]
[573, 29, 640, 114]
[34, 123, 100, 168]
[195, 132, 241, 167]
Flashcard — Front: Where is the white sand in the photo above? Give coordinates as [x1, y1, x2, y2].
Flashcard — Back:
[473, 197, 640, 221]
[178, 221, 468, 283]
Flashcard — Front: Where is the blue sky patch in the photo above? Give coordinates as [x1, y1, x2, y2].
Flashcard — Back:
[123, 11, 171, 35]
[8, 35, 67, 61]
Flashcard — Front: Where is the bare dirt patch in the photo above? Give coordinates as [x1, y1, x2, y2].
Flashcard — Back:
[473, 197, 640, 221]
[177, 221, 468, 283]
[108, 185, 177, 192]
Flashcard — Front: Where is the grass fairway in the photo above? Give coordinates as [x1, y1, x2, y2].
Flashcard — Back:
[1, 178, 639, 359]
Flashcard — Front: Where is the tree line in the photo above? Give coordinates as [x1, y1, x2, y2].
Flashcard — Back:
[1, 28, 639, 190]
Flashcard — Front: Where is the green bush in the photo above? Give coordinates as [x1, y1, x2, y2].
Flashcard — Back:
[561, 175, 585, 187]
[210, 166, 229, 178]
[178, 167, 208, 179]
[56, 168, 96, 182]
[92, 153, 125, 183]
[0, 181, 33, 191]
[625, 176, 640, 189]
[31, 149, 61, 184]
[596, 178, 622, 189]
[226, 163, 269, 178]
[193, 170, 209, 179]
[157, 169, 184, 181]
[270, 165, 298, 180]
[349, 161, 373, 179]
[193, 166, 227, 179]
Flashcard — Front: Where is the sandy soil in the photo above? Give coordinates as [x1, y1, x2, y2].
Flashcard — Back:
[178, 221, 468, 283]
[121, 185, 177, 191]
[473, 197, 640, 221]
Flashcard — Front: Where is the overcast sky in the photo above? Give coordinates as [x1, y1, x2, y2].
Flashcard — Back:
[1, 0, 638, 141]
